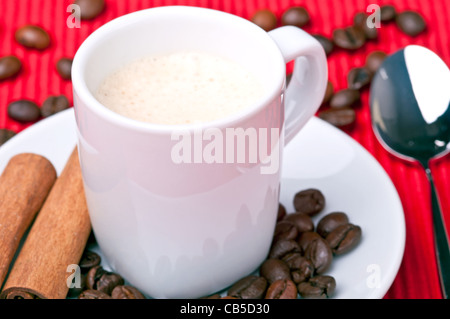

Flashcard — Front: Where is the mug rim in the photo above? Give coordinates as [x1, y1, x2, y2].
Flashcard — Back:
[72, 5, 286, 134]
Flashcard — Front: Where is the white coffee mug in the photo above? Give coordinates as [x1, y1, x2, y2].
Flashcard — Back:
[72, 6, 327, 298]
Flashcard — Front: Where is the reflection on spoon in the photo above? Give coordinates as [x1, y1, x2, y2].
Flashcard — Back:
[405, 45, 450, 124]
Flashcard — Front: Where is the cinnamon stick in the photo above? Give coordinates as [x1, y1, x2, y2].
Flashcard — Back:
[0, 147, 92, 299]
[0, 153, 57, 288]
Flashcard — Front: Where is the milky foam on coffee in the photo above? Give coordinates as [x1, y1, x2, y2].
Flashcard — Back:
[95, 51, 264, 125]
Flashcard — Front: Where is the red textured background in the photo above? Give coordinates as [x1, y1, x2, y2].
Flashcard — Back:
[0, 0, 449, 299]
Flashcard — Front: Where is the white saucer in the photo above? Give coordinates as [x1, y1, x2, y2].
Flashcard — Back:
[0, 109, 405, 299]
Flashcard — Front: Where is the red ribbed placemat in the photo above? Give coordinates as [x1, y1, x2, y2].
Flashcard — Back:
[0, 0, 448, 299]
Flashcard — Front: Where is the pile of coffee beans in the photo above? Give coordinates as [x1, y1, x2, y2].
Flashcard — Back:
[317, 6, 425, 129]
[251, 5, 425, 50]
[72, 189, 360, 300]
[251, 5, 426, 130]
[0, 0, 105, 147]
[68, 249, 146, 299]
[202, 188, 362, 299]
[317, 49, 389, 128]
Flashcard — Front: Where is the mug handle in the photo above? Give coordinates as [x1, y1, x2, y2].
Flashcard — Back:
[269, 26, 328, 145]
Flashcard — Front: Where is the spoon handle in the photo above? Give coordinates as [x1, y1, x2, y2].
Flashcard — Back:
[426, 168, 450, 299]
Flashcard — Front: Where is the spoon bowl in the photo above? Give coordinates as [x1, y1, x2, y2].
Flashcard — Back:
[370, 45, 450, 298]
[370, 45, 450, 166]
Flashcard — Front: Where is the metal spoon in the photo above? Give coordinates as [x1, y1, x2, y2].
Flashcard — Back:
[370, 45, 450, 298]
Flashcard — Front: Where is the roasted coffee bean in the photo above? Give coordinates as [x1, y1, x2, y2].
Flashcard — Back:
[269, 239, 301, 259]
[15, 25, 50, 50]
[283, 212, 314, 234]
[282, 253, 314, 284]
[0, 129, 16, 147]
[318, 108, 356, 128]
[86, 265, 106, 290]
[273, 220, 298, 243]
[303, 236, 333, 274]
[41, 95, 70, 118]
[326, 223, 362, 255]
[297, 282, 325, 299]
[0, 56, 22, 80]
[251, 9, 277, 32]
[228, 275, 268, 299]
[260, 258, 291, 284]
[75, 0, 106, 20]
[277, 203, 287, 222]
[380, 5, 397, 22]
[347, 67, 372, 90]
[316, 212, 349, 238]
[8, 100, 40, 123]
[330, 89, 360, 109]
[297, 231, 322, 252]
[78, 289, 111, 299]
[364, 22, 378, 40]
[111, 285, 146, 299]
[366, 51, 387, 74]
[332, 26, 366, 50]
[396, 11, 426, 37]
[313, 35, 334, 56]
[353, 12, 378, 40]
[96, 272, 124, 295]
[297, 275, 336, 299]
[56, 58, 73, 80]
[362, 25, 378, 41]
[79, 250, 101, 273]
[280, 252, 301, 268]
[265, 279, 297, 299]
[322, 81, 334, 105]
[281, 7, 310, 28]
[353, 12, 367, 27]
[86, 265, 125, 295]
[293, 188, 325, 216]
